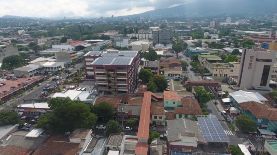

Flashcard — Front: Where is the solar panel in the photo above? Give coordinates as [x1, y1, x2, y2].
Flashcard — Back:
[198, 115, 229, 143]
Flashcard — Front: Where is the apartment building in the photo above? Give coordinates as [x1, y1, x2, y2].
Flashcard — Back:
[84, 51, 103, 79]
[198, 54, 240, 79]
[91, 51, 139, 94]
[238, 49, 275, 90]
[152, 29, 172, 45]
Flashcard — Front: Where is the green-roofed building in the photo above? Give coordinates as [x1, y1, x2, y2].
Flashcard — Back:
[265, 140, 277, 155]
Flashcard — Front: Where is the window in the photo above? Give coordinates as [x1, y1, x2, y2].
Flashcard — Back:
[159, 116, 163, 119]
[173, 102, 175, 104]
[154, 116, 157, 119]
[214, 74, 217, 77]
[260, 65, 270, 86]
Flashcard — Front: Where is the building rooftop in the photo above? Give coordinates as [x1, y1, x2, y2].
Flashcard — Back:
[175, 97, 202, 115]
[106, 134, 123, 147]
[92, 57, 134, 66]
[29, 57, 55, 64]
[265, 140, 277, 153]
[167, 119, 199, 142]
[14, 64, 41, 72]
[229, 90, 268, 104]
[33, 136, 80, 155]
[198, 54, 222, 61]
[42, 61, 64, 68]
[240, 102, 277, 121]
[0, 76, 42, 99]
[69, 129, 90, 140]
[143, 60, 159, 68]
[25, 128, 44, 138]
[17, 102, 49, 109]
[164, 91, 181, 102]
[0, 146, 31, 155]
[52, 89, 93, 102]
[84, 51, 103, 57]
[198, 115, 229, 143]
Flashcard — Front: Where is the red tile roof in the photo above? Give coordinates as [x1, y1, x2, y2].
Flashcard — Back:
[151, 103, 165, 115]
[136, 91, 152, 155]
[240, 102, 277, 121]
[137, 92, 151, 140]
[0, 146, 31, 155]
[175, 97, 202, 115]
[33, 136, 80, 155]
[135, 143, 148, 155]
[0, 76, 43, 99]
[163, 91, 181, 101]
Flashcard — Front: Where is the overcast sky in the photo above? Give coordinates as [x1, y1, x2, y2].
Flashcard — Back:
[0, 0, 192, 18]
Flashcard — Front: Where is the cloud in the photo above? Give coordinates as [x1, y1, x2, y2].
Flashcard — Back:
[0, 0, 191, 17]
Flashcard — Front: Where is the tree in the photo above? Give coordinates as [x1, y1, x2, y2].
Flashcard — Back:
[194, 86, 213, 104]
[139, 69, 153, 84]
[229, 145, 244, 155]
[231, 49, 240, 55]
[37, 100, 97, 133]
[172, 39, 186, 58]
[235, 115, 257, 133]
[181, 61, 188, 71]
[143, 48, 158, 61]
[224, 54, 238, 63]
[0, 111, 19, 126]
[1, 55, 26, 70]
[91, 102, 115, 123]
[60, 37, 67, 43]
[147, 80, 158, 92]
[126, 118, 138, 128]
[149, 131, 160, 143]
[153, 75, 168, 92]
[242, 39, 255, 49]
[106, 120, 121, 136]
[28, 42, 41, 53]
[48, 98, 72, 110]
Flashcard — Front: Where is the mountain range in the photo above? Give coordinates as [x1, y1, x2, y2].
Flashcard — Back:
[128, 0, 277, 19]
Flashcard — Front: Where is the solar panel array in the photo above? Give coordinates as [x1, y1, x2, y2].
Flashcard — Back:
[198, 115, 229, 143]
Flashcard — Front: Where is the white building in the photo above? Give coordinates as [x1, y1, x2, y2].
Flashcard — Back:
[52, 89, 94, 103]
[238, 49, 275, 90]
[130, 40, 152, 52]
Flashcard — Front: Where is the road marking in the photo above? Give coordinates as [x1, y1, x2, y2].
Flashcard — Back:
[224, 130, 234, 136]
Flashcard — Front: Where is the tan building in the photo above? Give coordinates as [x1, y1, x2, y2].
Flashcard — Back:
[238, 49, 275, 90]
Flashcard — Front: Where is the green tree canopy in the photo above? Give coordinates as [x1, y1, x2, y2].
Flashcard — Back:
[194, 86, 213, 104]
[235, 115, 257, 133]
[149, 130, 160, 144]
[28, 42, 41, 53]
[0, 111, 19, 126]
[147, 80, 158, 92]
[37, 100, 97, 133]
[172, 39, 187, 58]
[91, 102, 115, 123]
[126, 118, 138, 128]
[153, 75, 168, 92]
[180, 60, 188, 71]
[143, 48, 158, 61]
[106, 120, 121, 136]
[231, 49, 240, 55]
[1, 55, 26, 70]
[229, 145, 244, 155]
[139, 69, 154, 84]
[223, 54, 238, 63]
[242, 39, 255, 49]
[60, 37, 67, 43]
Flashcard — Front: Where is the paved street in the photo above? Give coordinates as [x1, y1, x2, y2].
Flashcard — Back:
[0, 62, 84, 111]
[182, 53, 244, 145]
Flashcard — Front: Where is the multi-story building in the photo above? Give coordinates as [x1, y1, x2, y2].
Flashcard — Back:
[84, 51, 103, 79]
[238, 49, 275, 90]
[92, 51, 140, 94]
[152, 29, 172, 45]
